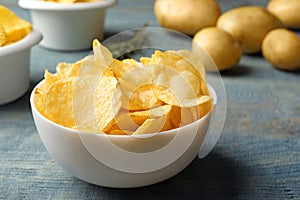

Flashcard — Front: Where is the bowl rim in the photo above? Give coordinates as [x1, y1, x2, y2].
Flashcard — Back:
[18, 0, 117, 11]
[30, 79, 215, 139]
[0, 27, 42, 58]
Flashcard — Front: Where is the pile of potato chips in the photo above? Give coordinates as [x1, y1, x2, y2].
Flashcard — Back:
[35, 39, 213, 135]
[0, 5, 31, 47]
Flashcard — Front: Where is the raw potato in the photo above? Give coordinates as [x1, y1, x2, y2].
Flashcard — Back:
[217, 6, 282, 53]
[267, 0, 300, 29]
[262, 28, 300, 71]
[154, 0, 221, 36]
[193, 27, 242, 72]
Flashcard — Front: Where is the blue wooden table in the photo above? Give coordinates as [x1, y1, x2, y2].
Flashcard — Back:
[1, 0, 300, 199]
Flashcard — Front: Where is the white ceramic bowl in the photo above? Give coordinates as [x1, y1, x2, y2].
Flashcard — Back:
[0, 27, 42, 105]
[30, 79, 218, 188]
[19, 0, 116, 51]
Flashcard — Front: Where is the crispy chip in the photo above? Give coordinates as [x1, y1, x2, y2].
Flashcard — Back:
[35, 70, 58, 114]
[108, 129, 133, 135]
[58, 0, 76, 3]
[0, 25, 6, 47]
[142, 50, 210, 96]
[93, 71, 122, 132]
[133, 115, 167, 135]
[93, 39, 113, 67]
[175, 50, 206, 79]
[153, 85, 211, 107]
[44, 70, 59, 90]
[37, 39, 213, 135]
[73, 75, 101, 131]
[109, 59, 138, 79]
[72, 126, 102, 134]
[56, 63, 73, 80]
[44, 79, 75, 128]
[0, 5, 31, 43]
[110, 105, 173, 132]
[124, 85, 163, 111]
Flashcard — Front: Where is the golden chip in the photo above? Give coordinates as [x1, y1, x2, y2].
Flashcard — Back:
[133, 115, 167, 135]
[37, 39, 213, 135]
[93, 70, 122, 132]
[93, 39, 113, 67]
[0, 25, 6, 47]
[44, 79, 75, 128]
[56, 62, 73, 80]
[109, 59, 138, 79]
[124, 85, 163, 111]
[73, 75, 102, 131]
[111, 105, 173, 132]
[0, 5, 31, 43]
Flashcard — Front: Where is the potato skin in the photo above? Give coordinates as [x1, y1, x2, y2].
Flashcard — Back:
[154, 0, 221, 36]
[193, 27, 242, 72]
[262, 28, 300, 71]
[267, 0, 300, 29]
[217, 6, 282, 54]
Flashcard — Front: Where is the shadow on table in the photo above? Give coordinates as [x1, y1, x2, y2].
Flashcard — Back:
[84, 151, 247, 200]
[0, 83, 35, 111]
[219, 64, 254, 77]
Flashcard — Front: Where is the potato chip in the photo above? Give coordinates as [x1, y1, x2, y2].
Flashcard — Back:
[0, 5, 31, 43]
[119, 63, 209, 108]
[140, 57, 151, 65]
[44, 79, 75, 128]
[44, 0, 76, 3]
[108, 129, 133, 135]
[37, 39, 213, 135]
[153, 85, 211, 107]
[109, 112, 142, 132]
[35, 70, 59, 114]
[44, 70, 59, 90]
[175, 50, 206, 79]
[93, 70, 122, 132]
[141, 50, 210, 96]
[35, 88, 46, 115]
[58, 0, 76, 3]
[123, 85, 163, 111]
[110, 105, 172, 132]
[109, 59, 137, 79]
[0, 25, 6, 47]
[169, 101, 213, 128]
[73, 74, 101, 131]
[56, 63, 73, 80]
[145, 50, 202, 79]
[132, 115, 167, 135]
[72, 126, 102, 134]
[93, 39, 114, 67]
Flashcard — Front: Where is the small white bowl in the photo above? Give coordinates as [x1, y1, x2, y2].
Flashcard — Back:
[30, 80, 217, 188]
[19, 0, 116, 51]
[0, 27, 42, 105]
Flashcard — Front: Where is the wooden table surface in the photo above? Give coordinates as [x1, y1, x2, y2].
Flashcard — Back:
[1, 0, 299, 199]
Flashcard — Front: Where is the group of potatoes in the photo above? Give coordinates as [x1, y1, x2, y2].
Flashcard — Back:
[154, 0, 300, 71]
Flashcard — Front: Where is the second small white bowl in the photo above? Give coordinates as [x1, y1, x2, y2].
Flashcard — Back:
[0, 27, 42, 105]
[19, 0, 116, 51]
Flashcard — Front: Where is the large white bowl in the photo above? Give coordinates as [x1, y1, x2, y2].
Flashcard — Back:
[19, 0, 116, 51]
[30, 80, 217, 188]
[0, 27, 42, 105]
